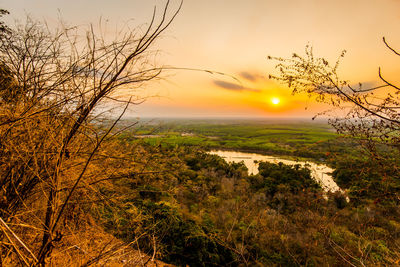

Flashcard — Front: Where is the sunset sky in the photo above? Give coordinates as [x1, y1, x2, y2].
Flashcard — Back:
[3, 0, 400, 118]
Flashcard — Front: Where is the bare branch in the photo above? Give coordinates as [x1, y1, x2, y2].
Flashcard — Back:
[383, 37, 400, 56]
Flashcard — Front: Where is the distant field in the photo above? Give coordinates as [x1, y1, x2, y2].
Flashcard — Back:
[118, 118, 358, 162]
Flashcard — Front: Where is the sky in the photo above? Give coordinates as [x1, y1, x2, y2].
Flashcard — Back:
[2, 0, 400, 118]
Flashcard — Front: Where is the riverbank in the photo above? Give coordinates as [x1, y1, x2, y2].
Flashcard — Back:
[209, 149, 340, 192]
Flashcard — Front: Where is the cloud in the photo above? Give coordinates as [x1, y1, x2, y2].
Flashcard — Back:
[348, 81, 379, 91]
[213, 80, 261, 93]
[240, 71, 257, 82]
[239, 71, 265, 82]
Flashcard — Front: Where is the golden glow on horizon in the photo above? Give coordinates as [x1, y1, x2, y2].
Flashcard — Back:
[271, 97, 281, 105]
[4, 0, 400, 118]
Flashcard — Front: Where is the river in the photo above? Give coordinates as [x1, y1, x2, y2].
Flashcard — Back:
[209, 150, 340, 192]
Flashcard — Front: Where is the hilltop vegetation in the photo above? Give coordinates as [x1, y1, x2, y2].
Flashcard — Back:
[90, 137, 400, 266]
[1, 4, 400, 266]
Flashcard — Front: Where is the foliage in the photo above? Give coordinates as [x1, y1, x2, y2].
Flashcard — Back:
[130, 200, 235, 266]
[0, 2, 182, 265]
[333, 156, 400, 206]
[93, 139, 400, 266]
[1, 4, 399, 266]
[268, 42, 400, 161]
[257, 161, 320, 195]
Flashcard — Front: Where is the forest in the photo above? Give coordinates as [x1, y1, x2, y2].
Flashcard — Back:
[0, 2, 400, 267]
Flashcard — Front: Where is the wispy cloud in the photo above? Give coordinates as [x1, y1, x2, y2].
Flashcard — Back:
[239, 71, 265, 82]
[213, 80, 261, 93]
[349, 81, 377, 89]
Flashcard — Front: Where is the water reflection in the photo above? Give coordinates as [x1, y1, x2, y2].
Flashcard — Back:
[209, 150, 340, 192]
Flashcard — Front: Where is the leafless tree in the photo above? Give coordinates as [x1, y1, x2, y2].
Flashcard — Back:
[0, 0, 182, 265]
[269, 40, 400, 158]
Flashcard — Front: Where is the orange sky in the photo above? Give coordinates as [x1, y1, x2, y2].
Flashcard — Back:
[4, 0, 400, 118]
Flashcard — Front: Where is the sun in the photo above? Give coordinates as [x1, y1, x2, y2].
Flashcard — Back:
[271, 97, 280, 105]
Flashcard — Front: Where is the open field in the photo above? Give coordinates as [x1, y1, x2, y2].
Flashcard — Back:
[119, 118, 358, 162]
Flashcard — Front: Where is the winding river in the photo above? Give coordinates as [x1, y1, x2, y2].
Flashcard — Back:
[209, 150, 340, 192]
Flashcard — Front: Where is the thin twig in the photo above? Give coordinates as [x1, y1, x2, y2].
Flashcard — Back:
[0, 217, 38, 263]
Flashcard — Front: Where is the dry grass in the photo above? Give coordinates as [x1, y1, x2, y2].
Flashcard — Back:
[2, 207, 174, 266]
